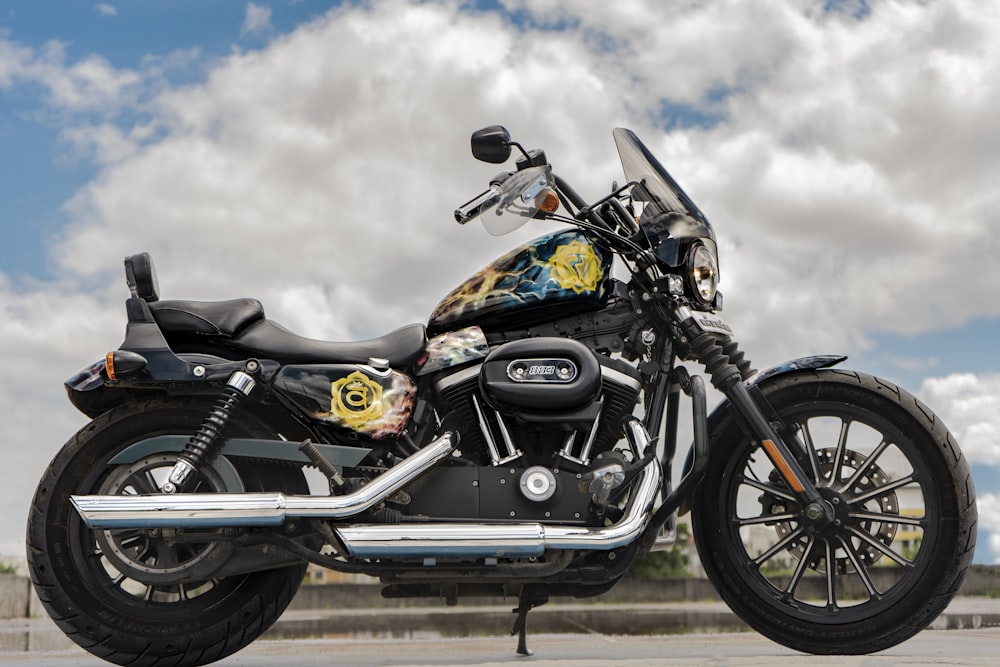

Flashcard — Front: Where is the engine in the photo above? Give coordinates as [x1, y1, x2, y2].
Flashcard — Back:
[402, 337, 642, 525]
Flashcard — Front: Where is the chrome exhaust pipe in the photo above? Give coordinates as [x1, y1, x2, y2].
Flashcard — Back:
[335, 420, 661, 559]
[74, 422, 662, 560]
[71, 432, 457, 529]
[335, 457, 659, 558]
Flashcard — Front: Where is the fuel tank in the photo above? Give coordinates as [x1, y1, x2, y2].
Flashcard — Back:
[428, 229, 612, 335]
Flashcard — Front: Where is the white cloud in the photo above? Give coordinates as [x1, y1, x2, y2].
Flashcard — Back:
[50, 0, 624, 339]
[920, 373, 1000, 467]
[0, 36, 140, 112]
[975, 493, 1000, 564]
[4, 0, 1000, 562]
[0, 277, 118, 564]
[242, 2, 273, 35]
[94, 3, 118, 17]
[498, 0, 1000, 362]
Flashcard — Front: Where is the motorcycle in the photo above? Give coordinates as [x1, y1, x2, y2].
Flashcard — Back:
[28, 125, 976, 666]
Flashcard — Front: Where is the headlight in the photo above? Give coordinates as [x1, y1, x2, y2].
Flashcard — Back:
[688, 243, 719, 305]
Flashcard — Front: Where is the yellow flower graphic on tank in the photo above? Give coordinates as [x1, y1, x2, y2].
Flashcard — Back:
[330, 370, 384, 431]
[546, 240, 603, 294]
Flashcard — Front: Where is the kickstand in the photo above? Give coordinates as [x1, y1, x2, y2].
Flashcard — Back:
[510, 592, 547, 657]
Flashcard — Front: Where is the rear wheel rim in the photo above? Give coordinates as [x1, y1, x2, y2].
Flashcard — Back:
[70, 454, 248, 617]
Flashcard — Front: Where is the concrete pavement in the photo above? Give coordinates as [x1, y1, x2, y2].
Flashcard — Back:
[4, 597, 1000, 657]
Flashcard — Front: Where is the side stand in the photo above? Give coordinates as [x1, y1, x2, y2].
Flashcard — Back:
[511, 591, 548, 657]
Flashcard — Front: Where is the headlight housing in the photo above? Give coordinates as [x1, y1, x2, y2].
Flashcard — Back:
[688, 242, 719, 306]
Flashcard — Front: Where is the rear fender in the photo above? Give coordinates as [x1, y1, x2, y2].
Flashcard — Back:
[65, 353, 237, 418]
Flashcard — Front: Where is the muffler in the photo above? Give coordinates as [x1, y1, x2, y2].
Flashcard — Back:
[71, 432, 457, 529]
[73, 421, 662, 560]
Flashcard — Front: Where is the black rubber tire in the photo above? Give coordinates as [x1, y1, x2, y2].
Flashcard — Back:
[27, 400, 308, 667]
[691, 369, 976, 654]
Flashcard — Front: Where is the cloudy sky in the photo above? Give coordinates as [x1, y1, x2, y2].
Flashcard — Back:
[2, 0, 999, 567]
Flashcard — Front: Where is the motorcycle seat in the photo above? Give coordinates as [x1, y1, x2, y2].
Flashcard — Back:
[228, 319, 428, 366]
[149, 299, 265, 336]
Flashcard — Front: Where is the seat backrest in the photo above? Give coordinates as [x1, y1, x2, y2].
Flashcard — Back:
[124, 252, 160, 302]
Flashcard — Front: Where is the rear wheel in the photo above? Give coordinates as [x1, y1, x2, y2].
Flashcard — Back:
[27, 400, 308, 667]
[691, 370, 976, 654]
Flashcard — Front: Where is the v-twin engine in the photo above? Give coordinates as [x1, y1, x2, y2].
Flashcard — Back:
[434, 337, 643, 470]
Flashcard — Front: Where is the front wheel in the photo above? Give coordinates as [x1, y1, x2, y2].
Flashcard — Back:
[27, 400, 309, 667]
[691, 369, 976, 654]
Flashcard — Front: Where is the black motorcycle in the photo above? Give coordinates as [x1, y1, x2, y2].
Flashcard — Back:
[28, 125, 976, 665]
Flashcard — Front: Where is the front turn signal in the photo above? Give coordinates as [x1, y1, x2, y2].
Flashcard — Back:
[536, 188, 560, 214]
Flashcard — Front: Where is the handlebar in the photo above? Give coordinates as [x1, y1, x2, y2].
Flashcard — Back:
[453, 166, 555, 234]
[454, 185, 502, 224]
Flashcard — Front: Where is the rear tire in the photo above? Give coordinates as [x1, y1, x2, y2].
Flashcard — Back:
[27, 400, 308, 667]
[691, 369, 976, 654]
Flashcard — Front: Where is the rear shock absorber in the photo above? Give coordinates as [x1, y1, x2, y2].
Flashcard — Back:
[161, 370, 256, 494]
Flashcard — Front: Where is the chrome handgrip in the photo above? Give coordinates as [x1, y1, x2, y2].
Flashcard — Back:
[454, 185, 502, 224]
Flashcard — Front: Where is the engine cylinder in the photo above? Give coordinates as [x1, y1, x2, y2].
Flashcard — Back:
[433, 338, 641, 469]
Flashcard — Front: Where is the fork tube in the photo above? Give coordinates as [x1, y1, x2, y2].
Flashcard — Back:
[723, 376, 828, 513]
[673, 305, 829, 520]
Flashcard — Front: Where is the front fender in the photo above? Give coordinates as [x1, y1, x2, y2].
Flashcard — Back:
[706, 353, 847, 430]
[742, 354, 849, 390]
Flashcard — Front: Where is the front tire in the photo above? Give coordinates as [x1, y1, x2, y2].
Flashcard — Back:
[691, 369, 976, 654]
[27, 400, 308, 667]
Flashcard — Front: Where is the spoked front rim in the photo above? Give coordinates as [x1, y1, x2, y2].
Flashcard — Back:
[724, 400, 937, 622]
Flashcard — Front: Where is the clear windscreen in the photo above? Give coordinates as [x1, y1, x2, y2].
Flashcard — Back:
[612, 128, 712, 228]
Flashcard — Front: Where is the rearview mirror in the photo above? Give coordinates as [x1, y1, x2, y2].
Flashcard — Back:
[471, 125, 512, 164]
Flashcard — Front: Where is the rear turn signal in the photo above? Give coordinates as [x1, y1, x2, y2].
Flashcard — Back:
[105, 350, 148, 380]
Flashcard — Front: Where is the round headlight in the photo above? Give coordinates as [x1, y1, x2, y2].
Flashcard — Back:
[688, 243, 719, 305]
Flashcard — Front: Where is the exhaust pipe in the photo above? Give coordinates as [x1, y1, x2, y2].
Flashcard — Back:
[335, 419, 661, 559]
[335, 456, 660, 559]
[72, 421, 662, 559]
[71, 432, 457, 529]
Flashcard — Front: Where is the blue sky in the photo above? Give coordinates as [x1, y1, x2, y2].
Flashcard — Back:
[2, 0, 999, 568]
[1, 1, 331, 280]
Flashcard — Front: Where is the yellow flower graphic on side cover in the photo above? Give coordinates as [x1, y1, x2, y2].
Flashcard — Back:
[546, 240, 602, 294]
[330, 370, 384, 430]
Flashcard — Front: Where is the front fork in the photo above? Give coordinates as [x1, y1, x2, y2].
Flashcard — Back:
[672, 306, 834, 527]
[717, 372, 833, 523]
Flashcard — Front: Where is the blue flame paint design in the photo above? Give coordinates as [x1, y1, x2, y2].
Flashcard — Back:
[428, 229, 611, 334]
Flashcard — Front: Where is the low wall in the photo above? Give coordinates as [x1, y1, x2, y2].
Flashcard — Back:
[956, 564, 1000, 596]
[0, 575, 31, 619]
[289, 564, 1000, 611]
[6, 565, 1000, 619]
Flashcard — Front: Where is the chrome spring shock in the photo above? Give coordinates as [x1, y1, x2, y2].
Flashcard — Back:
[161, 371, 256, 494]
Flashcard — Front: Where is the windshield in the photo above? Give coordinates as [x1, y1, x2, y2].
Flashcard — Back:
[612, 128, 714, 234]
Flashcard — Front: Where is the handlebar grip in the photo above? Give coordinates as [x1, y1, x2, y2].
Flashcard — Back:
[454, 185, 502, 224]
